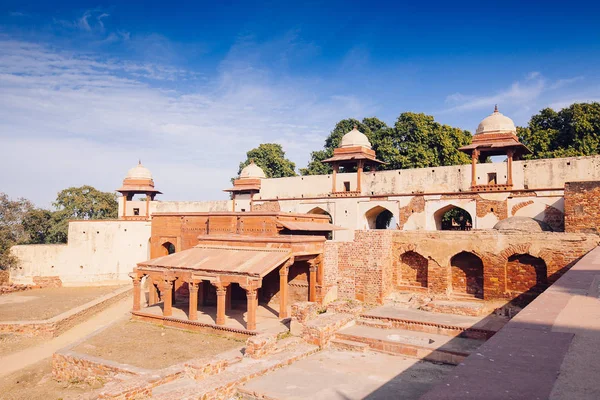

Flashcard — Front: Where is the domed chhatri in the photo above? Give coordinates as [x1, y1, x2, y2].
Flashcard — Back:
[340, 126, 372, 149]
[239, 160, 266, 179]
[126, 161, 153, 180]
[494, 216, 553, 232]
[476, 105, 517, 135]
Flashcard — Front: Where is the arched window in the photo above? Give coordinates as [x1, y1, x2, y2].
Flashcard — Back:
[162, 242, 176, 256]
[365, 206, 397, 230]
[434, 205, 472, 231]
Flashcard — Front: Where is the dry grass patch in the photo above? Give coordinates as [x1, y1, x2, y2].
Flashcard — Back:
[0, 286, 126, 321]
[0, 333, 44, 357]
[0, 358, 99, 400]
[73, 320, 244, 369]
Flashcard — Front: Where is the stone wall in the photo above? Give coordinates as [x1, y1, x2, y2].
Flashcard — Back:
[564, 181, 600, 234]
[327, 230, 600, 304]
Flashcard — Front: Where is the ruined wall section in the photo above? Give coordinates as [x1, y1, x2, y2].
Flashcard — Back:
[564, 181, 600, 234]
[329, 230, 599, 304]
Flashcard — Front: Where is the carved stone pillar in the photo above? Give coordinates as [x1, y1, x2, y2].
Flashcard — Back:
[246, 289, 258, 330]
[507, 149, 514, 186]
[332, 164, 339, 193]
[357, 159, 364, 193]
[279, 261, 292, 319]
[188, 281, 199, 321]
[161, 279, 174, 317]
[214, 284, 228, 325]
[132, 275, 142, 311]
[471, 149, 479, 188]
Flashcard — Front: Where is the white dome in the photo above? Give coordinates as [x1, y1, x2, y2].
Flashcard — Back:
[340, 126, 371, 149]
[240, 161, 266, 179]
[476, 106, 516, 135]
[126, 161, 153, 180]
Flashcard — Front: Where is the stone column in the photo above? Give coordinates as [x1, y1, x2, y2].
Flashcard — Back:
[246, 289, 258, 330]
[188, 281, 199, 321]
[215, 284, 228, 325]
[357, 160, 363, 193]
[198, 281, 205, 307]
[471, 149, 479, 188]
[506, 150, 514, 186]
[225, 285, 232, 311]
[145, 192, 150, 219]
[332, 164, 339, 193]
[279, 265, 289, 319]
[122, 195, 128, 218]
[309, 264, 317, 302]
[161, 279, 174, 317]
[132, 276, 142, 311]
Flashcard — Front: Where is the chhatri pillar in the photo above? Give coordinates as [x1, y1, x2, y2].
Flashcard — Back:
[308, 263, 317, 302]
[279, 258, 294, 319]
[130, 273, 142, 312]
[161, 279, 174, 317]
[116, 161, 162, 220]
[214, 283, 230, 326]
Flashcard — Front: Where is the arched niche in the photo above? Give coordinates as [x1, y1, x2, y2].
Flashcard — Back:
[450, 251, 484, 299]
[161, 241, 176, 256]
[434, 205, 473, 231]
[365, 206, 397, 230]
[398, 251, 428, 288]
[506, 254, 548, 295]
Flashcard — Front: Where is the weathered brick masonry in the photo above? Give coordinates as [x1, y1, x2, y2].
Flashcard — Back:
[565, 181, 600, 234]
[325, 230, 600, 304]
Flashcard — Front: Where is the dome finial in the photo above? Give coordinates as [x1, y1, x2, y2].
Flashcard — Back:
[138, 159, 141, 165]
[353, 124, 358, 130]
[494, 104, 498, 113]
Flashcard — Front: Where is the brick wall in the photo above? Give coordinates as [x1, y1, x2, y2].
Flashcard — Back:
[0, 270, 8, 286]
[565, 181, 600, 233]
[329, 230, 599, 304]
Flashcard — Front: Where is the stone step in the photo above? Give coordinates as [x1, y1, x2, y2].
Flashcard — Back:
[335, 324, 485, 365]
[422, 300, 488, 317]
[360, 306, 504, 340]
[356, 317, 393, 329]
[329, 338, 370, 353]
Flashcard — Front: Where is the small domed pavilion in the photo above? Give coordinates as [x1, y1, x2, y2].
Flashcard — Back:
[223, 160, 266, 211]
[322, 125, 385, 195]
[117, 161, 162, 219]
[459, 106, 531, 191]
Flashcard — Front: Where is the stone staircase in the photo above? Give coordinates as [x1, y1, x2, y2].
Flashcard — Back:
[330, 306, 507, 365]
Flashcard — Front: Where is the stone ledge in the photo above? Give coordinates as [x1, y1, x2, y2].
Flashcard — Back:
[130, 311, 257, 337]
[0, 285, 131, 338]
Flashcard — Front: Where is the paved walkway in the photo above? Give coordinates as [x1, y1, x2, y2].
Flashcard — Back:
[0, 295, 132, 378]
[421, 246, 600, 400]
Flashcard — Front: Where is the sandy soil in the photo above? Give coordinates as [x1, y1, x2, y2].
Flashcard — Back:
[0, 358, 99, 400]
[0, 334, 44, 357]
[73, 320, 244, 369]
[0, 286, 126, 321]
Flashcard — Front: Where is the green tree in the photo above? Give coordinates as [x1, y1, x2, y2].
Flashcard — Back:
[48, 186, 118, 243]
[22, 208, 53, 244]
[518, 102, 600, 159]
[0, 193, 33, 269]
[300, 118, 376, 175]
[373, 112, 472, 170]
[237, 143, 297, 179]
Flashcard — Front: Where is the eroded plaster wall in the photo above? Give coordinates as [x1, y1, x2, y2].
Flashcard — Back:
[11, 220, 151, 285]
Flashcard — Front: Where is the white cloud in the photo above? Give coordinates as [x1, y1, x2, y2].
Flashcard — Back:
[0, 38, 372, 207]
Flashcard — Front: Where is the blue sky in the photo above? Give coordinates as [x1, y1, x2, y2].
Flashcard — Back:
[1, 1, 599, 206]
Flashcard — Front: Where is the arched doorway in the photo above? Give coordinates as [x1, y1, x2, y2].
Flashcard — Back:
[365, 206, 397, 230]
[506, 254, 548, 295]
[307, 207, 334, 239]
[162, 242, 176, 256]
[398, 251, 428, 288]
[450, 251, 484, 299]
[434, 205, 472, 231]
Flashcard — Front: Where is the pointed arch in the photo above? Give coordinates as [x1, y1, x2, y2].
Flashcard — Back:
[307, 206, 333, 224]
[365, 205, 397, 230]
[434, 204, 473, 231]
[450, 251, 484, 299]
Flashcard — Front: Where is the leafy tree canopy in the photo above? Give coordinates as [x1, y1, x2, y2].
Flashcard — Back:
[301, 113, 471, 174]
[236, 143, 297, 179]
[518, 102, 600, 159]
[0, 194, 33, 269]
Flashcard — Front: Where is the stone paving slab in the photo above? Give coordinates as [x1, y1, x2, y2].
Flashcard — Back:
[338, 324, 485, 355]
[239, 349, 453, 400]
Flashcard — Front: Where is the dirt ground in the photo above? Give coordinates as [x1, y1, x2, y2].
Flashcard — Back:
[0, 358, 99, 400]
[73, 320, 244, 369]
[0, 286, 126, 321]
[0, 334, 44, 357]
